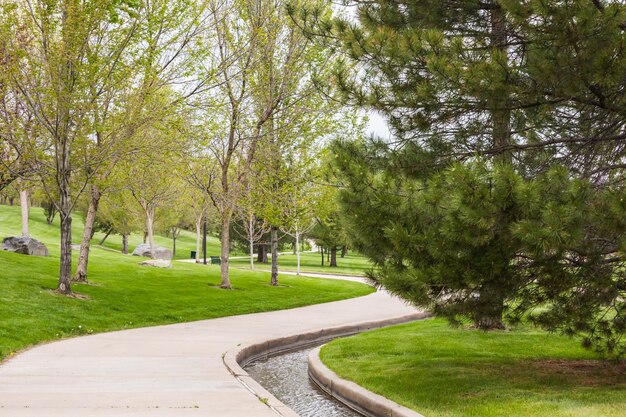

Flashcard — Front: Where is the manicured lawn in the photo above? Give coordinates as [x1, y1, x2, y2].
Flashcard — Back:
[0, 204, 374, 362]
[230, 251, 373, 276]
[321, 319, 626, 417]
[96, 227, 224, 260]
[0, 203, 225, 259]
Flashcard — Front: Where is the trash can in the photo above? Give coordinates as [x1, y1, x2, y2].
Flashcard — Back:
[190, 250, 196, 259]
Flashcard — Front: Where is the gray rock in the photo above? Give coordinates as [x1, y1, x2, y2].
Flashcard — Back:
[139, 259, 172, 268]
[131, 243, 172, 260]
[2, 237, 49, 256]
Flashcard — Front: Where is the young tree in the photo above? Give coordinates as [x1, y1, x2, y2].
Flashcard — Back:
[17, 179, 30, 237]
[194, 0, 329, 287]
[235, 180, 271, 270]
[125, 127, 184, 259]
[4, 0, 166, 293]
[0, 5, 38, 192]
[71, 0, 207, 283]
[97, 189, 142, 254]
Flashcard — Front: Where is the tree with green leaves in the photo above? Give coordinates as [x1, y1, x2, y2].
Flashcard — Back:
[4, 0, 146, 294]
[192, 0, 339, 288]
[97, 188, 142, 254]
[71, 0, 207, 283]
[298, 0, 626, 350]
[125, 122, 185, 259]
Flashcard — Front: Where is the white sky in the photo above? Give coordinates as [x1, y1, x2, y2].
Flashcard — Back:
[365, 110, 392, 139]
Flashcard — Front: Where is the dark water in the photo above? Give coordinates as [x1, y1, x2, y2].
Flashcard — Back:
[245, 347, 362, 417]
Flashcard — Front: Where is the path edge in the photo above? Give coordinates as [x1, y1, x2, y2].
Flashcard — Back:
[222, 311, 431, 417]
[308, 345, 426, 417]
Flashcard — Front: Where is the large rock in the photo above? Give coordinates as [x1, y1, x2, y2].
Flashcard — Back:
[131, 243, 172, 260]
[2, 237, 49, 256]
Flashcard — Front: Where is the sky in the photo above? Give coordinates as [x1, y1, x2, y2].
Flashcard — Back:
[365, 110, 392, 139]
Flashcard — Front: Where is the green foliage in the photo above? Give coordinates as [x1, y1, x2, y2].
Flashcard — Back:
[294, 0, 626, 357]
[333, 139, 626, 356]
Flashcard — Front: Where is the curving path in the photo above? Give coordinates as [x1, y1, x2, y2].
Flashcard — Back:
[0, 274, 420, 417]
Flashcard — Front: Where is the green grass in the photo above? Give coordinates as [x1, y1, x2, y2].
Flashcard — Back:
[229, 251, 373, 276]
[0, 203, 226, 259]
[0, 204, 374, 362]
[97, 227, 223, 260]
[320, 319, 626, 417]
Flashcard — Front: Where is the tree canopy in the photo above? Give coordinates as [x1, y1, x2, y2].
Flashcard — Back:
[302, 0, 626, 356]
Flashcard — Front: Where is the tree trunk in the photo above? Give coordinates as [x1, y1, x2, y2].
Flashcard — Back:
[58, 212, 72, 295]
[327, 247, 330, 263]
[330, 246, 337, 267]
[295, 231, 300, 276]
[341, 244, 347, 258]
[146, 208, 155, 258]
[9, 197, 14, 206]
[475, 286, 506, 330]
[249, 239, 254, 270]
[143, 231, 147, 244]
[473, 8, 510, 329]
[122, 233, 128, 254]
[195, 219, 202, 263]
[490, 6, 512, 161]
[203, 220, 207, 265]
[99, 229, 111, 245]
[19, 188, 29, 237]
[321, 247, 324, 266]
[257, 244, 264, 262]
[270, 226, 278, 286]
[172, 227, 177, 256]
[220, 215, 232, 289]
[292, 239, 296, 255]
[73, 185, 101, 283]
[249, 216, 254, 270]
[57, 133, 73, 295]
[45, 202, 57, 225]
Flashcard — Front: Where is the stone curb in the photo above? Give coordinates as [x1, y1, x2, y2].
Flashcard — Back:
[308, 346, 426, 417]
[222, 311, 430, 417]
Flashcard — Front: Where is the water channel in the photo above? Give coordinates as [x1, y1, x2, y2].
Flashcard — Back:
[244, 346, 362, 417]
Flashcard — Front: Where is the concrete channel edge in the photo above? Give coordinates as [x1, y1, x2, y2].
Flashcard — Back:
[222, 311, 431, 417]
[308, 346, 426, 417]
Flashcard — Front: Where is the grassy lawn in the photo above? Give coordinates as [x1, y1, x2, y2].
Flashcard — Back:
[97, 227, 222, 260]
[321, 319, 626, 417]
[94, 220, 227, 261]
[230, 251, 373, 276]
[0, 203, 225, 260]
[0, 204, 374, 362]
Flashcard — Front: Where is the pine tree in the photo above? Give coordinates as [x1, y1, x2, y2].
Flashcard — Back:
[301, 0, 626, 351]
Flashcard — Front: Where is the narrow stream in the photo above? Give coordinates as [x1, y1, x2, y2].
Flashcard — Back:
[244, 346, 362, 417]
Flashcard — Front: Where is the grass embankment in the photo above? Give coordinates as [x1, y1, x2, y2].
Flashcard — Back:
[0, 204, 374, 362]
[230, 251, 373, 276]
[321, 319, 626, 417]
[0, 203, 225, 260]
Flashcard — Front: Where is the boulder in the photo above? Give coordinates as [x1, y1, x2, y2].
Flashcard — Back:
[2, 237, 49, 256]
[139, 259, 172, 268]
[131, 243, 172, 260]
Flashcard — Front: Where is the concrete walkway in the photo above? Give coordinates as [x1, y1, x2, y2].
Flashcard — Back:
[0, 276, 419, 417]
